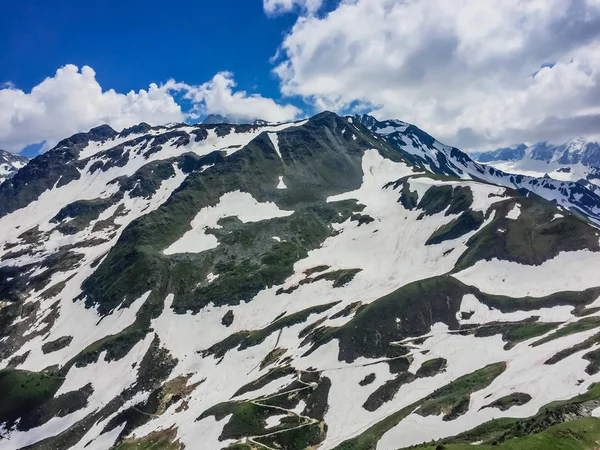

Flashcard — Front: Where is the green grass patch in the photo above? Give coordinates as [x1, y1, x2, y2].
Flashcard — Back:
[481, 393, 532, 412]
[531, 317, 600, 347]
[414, 418, 600, 450]
[417, 362, 507, 421]
[0, 368, 64, 427]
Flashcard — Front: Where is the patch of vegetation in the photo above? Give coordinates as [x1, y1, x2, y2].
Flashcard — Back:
[222, 309, 234, 327]
[203, 302, 338, 358]
[41, 335, 73, 354]
[304, 265, 331, 276]
[51, 197, 115, 234]
[198, 401, 304, 441]
[67, 326, 148, 369]
[480, 393, 532, 412]
[416, 358, 448, 378]
[260, 347, 287, 370]
[426, 211, 484, 245]
[414, 383, 600, 450]
[463, 320, 561, 350]
[0, 368, 64, 429]
[398, 179, 419, 210]
[351, 213, 375, 226]
[18, 383, 94, 432]
[417, 185, 454, 215]
[333, 363, 507, 450]
[112, 427, 184, 450]
[417, 185, 474, 217]
[331, 302, 363, 320]
[532, 317, 600, 347]
[255, 422, 327, 450]
[359, 373, 376, 386]
[363, 372, 416, 411]
[413, 418, 600, 450]
[311, 268, 363, 288]
[583, 348, 600, 375]
[416, 362, 507, 421]
[307, 276, 469, 363]
[454, 196, 600, 271]
[302, 376, 331, 421]
[545, 331, 600, 365]
[232, 366, 296, 398]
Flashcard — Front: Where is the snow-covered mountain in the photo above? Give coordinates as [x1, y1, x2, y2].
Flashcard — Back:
[202, 114, 267, 126]
[477, 138, 600, 165]
[3, 113, 600, 450]
[0, 149, 28, 185]
[473, 138, 600, 200]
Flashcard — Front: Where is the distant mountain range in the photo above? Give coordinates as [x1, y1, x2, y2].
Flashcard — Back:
[0, 149, 28, 184]
[201, 113, 268, 125]
[472, 138, 600, 198]
[475, 138, 600, 165]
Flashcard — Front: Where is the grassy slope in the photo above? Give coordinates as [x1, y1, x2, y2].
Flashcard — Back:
[414, 418, 600, 450]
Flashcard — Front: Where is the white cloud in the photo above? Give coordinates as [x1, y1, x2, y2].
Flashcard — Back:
[165, 72, 301, 123]
[0, 65, 300, 154]
[263, 0, 324, 16]
[274, 0, 600, 150]
[0, 65, 184, 153]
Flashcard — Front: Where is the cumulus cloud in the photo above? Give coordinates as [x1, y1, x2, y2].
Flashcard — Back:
[263, 0, 324, 16]
[274, 0, 600, 151]
[165, 72, 301, 123]
[0, 65, 184, 153]
[0, 65, 300, 154]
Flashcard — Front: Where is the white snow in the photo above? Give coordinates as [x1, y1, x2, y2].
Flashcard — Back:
[376, 323, 600, 449]
[506, 203, 522, 220]
[207, 272, 219, 283]
[457, 294, 574, 324]
[265, 414, 288, 429]
[453, 250, 600, 297]
[268, 132, 282, 159]
[163, 190, 294, 255]
[277, 175, 287, 189]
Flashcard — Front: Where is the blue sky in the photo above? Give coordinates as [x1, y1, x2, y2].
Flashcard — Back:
[1, 1, 298, 109]
[1, 0, 599, 155]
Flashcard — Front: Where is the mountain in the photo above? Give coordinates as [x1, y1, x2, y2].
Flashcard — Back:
[202, 113, 267, 125]
[3, 112, 600, 450]
[477, 138, 600, 165]
[0, 149, 28, 185]
[474, 138, 600, 199]
[475, 144, 528, 163]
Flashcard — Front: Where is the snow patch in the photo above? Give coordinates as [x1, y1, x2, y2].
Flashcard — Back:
[453, 250, 600, 297]
[164, 191, 294, 255]
[506, 203, 522, 220]
[277, 175, 287, 189]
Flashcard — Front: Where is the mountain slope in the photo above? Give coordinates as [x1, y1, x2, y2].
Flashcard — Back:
[2, 113, 600, 450]
[355, 115, 600, 225]
[0, 150, 28, 185]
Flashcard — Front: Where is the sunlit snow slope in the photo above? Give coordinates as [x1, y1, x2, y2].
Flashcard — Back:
[2, 113, 600, 450]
